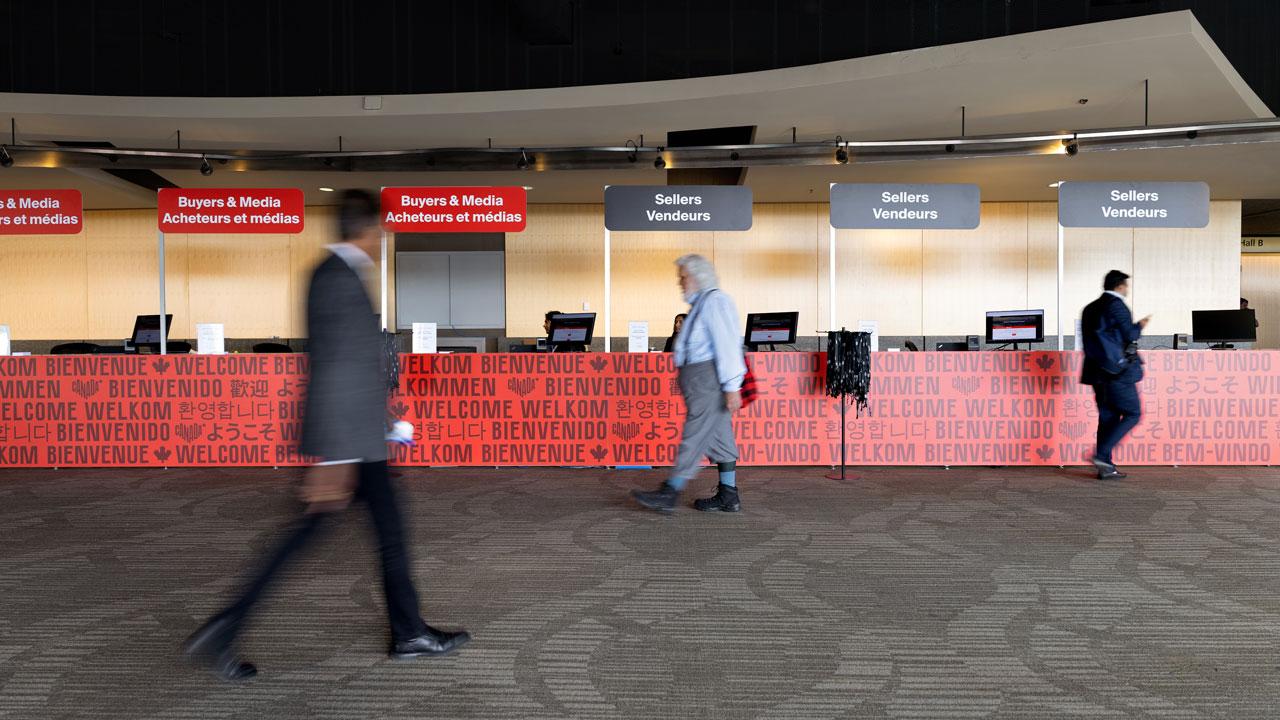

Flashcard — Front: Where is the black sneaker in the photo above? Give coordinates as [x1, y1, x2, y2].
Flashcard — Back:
[631, 483, 679, 513]
[694, 484, 741, 512]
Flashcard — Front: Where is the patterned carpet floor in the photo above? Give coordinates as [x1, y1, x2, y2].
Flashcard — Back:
[1, 465, 1279, 719]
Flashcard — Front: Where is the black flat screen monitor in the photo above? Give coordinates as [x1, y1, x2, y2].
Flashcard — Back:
[131, 314, 173, 347]
[935, 341, 968, 351]
[985, 310, 1044, 344]
[548, 313, 595, 347]
[744, 312, 799, 349]
[1192, 309, 1256, 344]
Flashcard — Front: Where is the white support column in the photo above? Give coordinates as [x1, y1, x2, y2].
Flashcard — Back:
[380, 230, 389, 331]
[604, 228, 612, 353]
[158, 230, 167, 355]
[828, 223, 837, 332]
[1057, 221, 1065, 351]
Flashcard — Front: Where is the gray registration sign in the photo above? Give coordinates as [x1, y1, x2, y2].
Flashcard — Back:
[829, 183, 980, 229]
[604, 185, 753, 231]
[1058, 181, 1209, 228]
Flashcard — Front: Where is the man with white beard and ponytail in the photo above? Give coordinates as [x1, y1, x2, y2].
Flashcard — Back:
[632, 254, 747, 513]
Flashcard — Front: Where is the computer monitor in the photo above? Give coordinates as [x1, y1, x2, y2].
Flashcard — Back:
[547, 313, 595, 348]
[985, 310, 1044, 345]
[1192, 309, 1256, 346]
[744, 312, 799, 350]
[935, 341, 968, 351]
[130, 314, 173, 347]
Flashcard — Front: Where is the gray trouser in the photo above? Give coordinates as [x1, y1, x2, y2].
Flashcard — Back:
[669, 361, 738, 488]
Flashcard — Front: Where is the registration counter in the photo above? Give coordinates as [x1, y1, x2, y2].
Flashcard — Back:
[1, 351, 1276, 468]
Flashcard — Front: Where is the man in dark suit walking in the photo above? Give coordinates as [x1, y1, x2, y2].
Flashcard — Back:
[183, 190, 469, 681]
[1080, 270, 1150, 480]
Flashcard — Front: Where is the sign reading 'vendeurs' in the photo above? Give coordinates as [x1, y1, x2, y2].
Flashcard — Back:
[604, 186, 753, 231]
[829, 183, 980, 229]
[1057, 181, 1209, 228]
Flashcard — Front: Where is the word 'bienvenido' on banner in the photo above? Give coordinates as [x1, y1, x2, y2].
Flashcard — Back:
[0, 189, 84, 234]
[829, 183, 981, 229]
[604, 186, 753, 231]
[381, 187, 527, 232]
[157, 188, 305, 233]
[1057, 181, 1210, 228]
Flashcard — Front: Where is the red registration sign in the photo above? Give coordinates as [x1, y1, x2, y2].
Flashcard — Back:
[381, 186, 527, 232]
[158, 188, 304, 233]
[0, 189, 83, 234]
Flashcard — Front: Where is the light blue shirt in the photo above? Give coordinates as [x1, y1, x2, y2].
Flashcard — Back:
[674, 289, 747, 392]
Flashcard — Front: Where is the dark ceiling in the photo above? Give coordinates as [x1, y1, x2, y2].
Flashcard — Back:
[0, 0, 1277, 112]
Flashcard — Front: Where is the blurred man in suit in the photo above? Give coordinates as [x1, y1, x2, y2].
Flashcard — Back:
[183, 190, 468, 682]
[1080, 270, 1150, 480]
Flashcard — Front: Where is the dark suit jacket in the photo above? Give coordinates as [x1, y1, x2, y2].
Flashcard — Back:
[1080, 292, 1144, 386]
[299, 252, 388, 461]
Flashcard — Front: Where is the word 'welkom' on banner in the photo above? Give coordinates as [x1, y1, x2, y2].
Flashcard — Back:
[157, 188, 305, 233]
[0, 189, 84, 234]
[380, 187, 527, 232]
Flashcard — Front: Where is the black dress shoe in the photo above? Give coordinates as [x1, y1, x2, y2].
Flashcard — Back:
[390, 627, 471, 660]
[182, 615, 258, 682]
[693, 483, 741, 512]
[631, 483, 679, 513]
[1090, 456, 1116, 475]
[1098, 468, 1127, 480]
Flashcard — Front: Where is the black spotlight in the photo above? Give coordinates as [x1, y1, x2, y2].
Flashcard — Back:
[626, 139, 638, 163]
[654, 156, 666, 169]
[516, 148, 530, 170]
[730, 150, 740, 161]
[1186, 130, 1198, 140]
[1065, 142, 1078, 156]
[199, 156, 213, 176]
[945, 144, 956, 153]
[835, 146, 848, 164]
[0, 146, 12, 168]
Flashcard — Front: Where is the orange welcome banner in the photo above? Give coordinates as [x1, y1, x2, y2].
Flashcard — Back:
[0, 352, 1276, 468]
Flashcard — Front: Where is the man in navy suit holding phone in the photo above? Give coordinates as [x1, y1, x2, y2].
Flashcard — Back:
[1080, 270, 1151, 480]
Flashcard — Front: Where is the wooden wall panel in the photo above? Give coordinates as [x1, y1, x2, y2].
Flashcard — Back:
[86, 209, 190, 341]
[1026, 203, 1061, 340]
[714, 203, 820, 339]
[289, 206, 339, 337]
[0, 232, 87, 340]
[922, 203, 1029, 337]
[831, 226, 924, 336]
[1061, 226, 1133, 341]
[187, 233, 292, 340]
[1242, 253, 1280, 349]
[1133, 201, 1241, 337]
[609, 229, 712, 339]
[505, 204, 604, 337]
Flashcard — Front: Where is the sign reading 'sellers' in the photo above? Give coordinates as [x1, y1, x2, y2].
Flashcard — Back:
[604, 186, 753, 231]
[829, 183, 981, 229]
[1057, 181, 1209, 228]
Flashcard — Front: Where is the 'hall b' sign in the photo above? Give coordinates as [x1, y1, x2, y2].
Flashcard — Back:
[830, 183, 980, 229]
[158, 188, 305, 233]
[604, 186, 753, 231]
[1057, 182, 1209, 228]
[0, 189, 83, 234]
[381, 187, 527, 232]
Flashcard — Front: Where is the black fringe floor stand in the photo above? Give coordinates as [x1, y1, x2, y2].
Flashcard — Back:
[825, 329, 872, 481]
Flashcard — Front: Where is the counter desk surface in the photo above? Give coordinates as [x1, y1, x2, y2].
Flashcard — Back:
[1, 351, 1276, 468]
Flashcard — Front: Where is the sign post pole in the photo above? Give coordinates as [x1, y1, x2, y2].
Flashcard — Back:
[1057, 221, 1064, 351]
[158, 230, 167, 356]
[380, 229, 389, 331]
[604, 226, 612, 353]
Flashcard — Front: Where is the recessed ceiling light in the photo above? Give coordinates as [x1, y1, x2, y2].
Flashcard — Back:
[522, 186, 533, 191]
[1048, 181, 1062, 188]
[318, 187, 334, 192]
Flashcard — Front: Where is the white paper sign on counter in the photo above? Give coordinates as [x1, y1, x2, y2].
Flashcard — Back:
[412, 322, 438, 354]
[196, 323, 225, 354]
[628, 321, 650, 353]
[857, 320, 880, 352]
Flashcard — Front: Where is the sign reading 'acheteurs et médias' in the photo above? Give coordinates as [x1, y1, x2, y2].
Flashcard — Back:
[0, 189, 83, 234]
[829, 183, 980, 229]
[381, 187, 527, 233]
[604, 186, 753, 231]
[157, 188, 305, 233]
[1057, 181, 1210, 228]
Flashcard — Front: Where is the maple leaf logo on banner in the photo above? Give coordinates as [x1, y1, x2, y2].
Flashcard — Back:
[1035, 445, 1054, 461]
[390, 400, 409, 418]
[590, 356, 608, 372]
[1059, 420, 1088, 440]
[951, 376, 980, 396]
[71, 379, 101, 399]
[1036, 355, 1055, 371]
[176, 423, 203, 443]
[612, 422, 641, 442]
[507, 378, 536, 398]
[590, 446, 608, 462]
[152, 358, 171, 373]
[153, 447, 172, 462]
